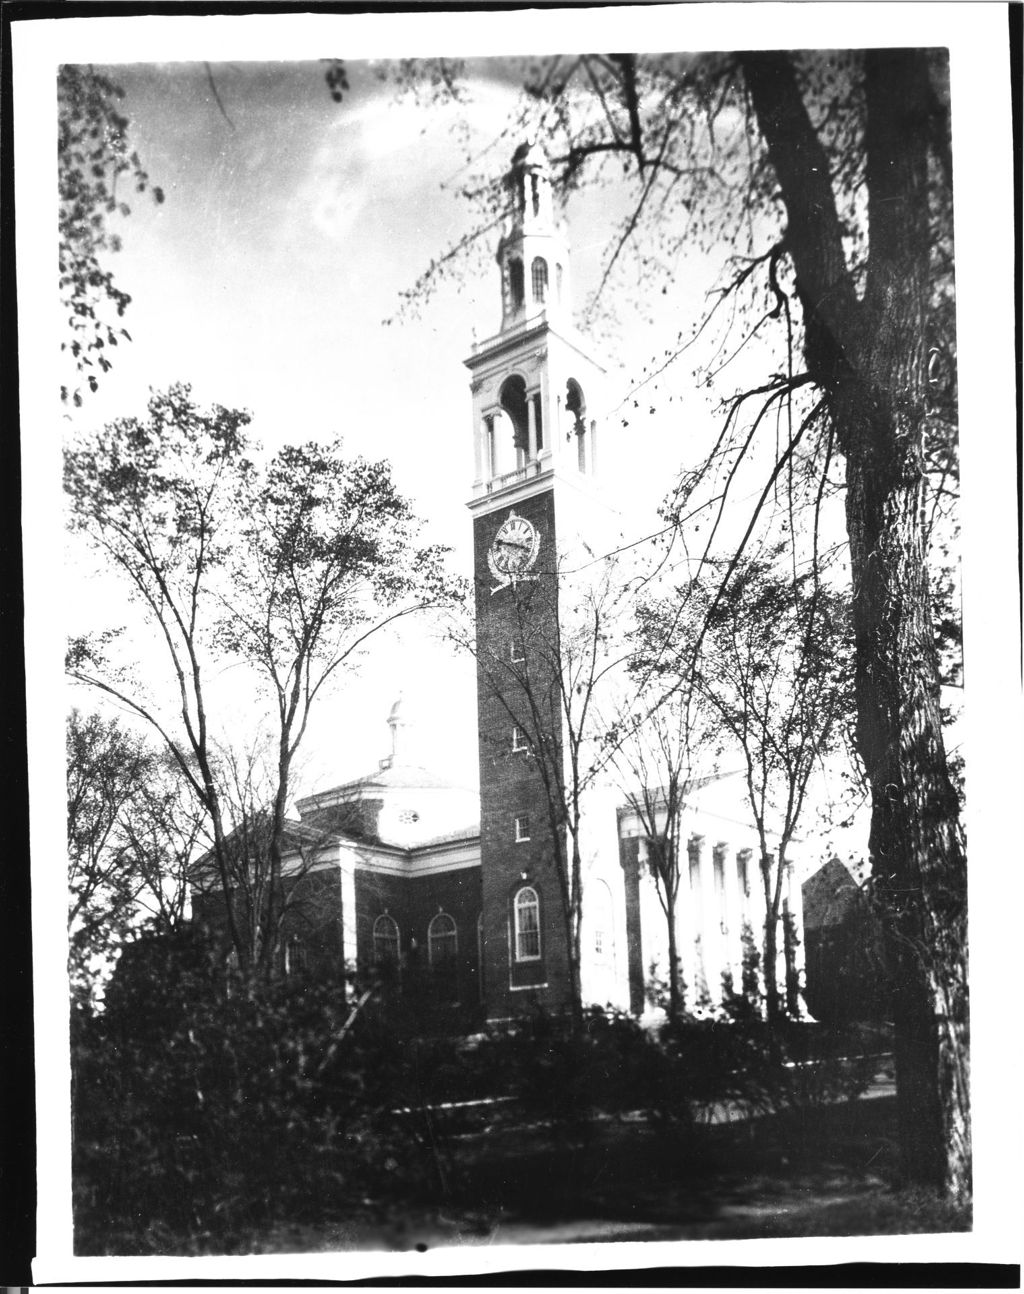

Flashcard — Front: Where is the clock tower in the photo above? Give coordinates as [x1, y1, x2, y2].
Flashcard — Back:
[466, 141, 618, 1021]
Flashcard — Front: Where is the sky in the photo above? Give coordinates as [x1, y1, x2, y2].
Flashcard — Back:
[56, 54, 722, 794]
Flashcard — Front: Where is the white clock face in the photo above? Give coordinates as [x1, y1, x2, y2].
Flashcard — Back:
[489, 511, 539, 578]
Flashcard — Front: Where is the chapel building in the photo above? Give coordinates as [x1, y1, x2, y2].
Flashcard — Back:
[191, 143, 807, 1030]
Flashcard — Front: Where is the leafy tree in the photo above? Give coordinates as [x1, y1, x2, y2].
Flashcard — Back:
[604, 669, 717, 1021]
[66, 384, 452, 978]
[399, 47, 968, 1197]
[676, 558, 851, 1023]
[67, 708, 151, 1002]
[66, 708, 200, 1004]
[58, 65, 164, 406]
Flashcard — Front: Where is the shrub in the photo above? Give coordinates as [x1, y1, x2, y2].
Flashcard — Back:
[72, 931, 456, 1253]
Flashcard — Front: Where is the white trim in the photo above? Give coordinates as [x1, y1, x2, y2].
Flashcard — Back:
[287, 843, 480, 879]
[358, 853, 480, 878]
[509, 982, 549, 992]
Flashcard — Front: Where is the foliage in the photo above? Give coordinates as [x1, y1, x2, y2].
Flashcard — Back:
[466, 1007, 690, 1132]
[632, 553, 852, 1021]
[74, 933, 892, 1256]
[605, 659, 719, 1020]
[58, 65, 164, 406]
[67, 708, 200, 1004]
[73, 932, 452, 1254]
[65, 385, 455, 976]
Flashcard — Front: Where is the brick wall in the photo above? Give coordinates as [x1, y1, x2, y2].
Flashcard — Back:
[473, 489, 574, 1019]
[355, 864, 484, 1031]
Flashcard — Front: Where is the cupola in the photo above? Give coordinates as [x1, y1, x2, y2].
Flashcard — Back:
[495, 140, 570, 331]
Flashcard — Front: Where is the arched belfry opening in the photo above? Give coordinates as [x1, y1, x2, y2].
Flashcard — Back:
[565, 379, 595, 475]
[565, 379, 586, 434]
[500, 375, 529, 456]
[468, 140, 604, 497]
[507, 257, 524, 312]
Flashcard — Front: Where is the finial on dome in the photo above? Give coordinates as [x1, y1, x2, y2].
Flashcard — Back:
[383, 693, 416, 767]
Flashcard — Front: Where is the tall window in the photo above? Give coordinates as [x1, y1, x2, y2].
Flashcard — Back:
[428, 912, 459, 1002]
[284, 936, 307, 976]
[514, 814, 530, 842]
[514, 886, 541, 961]
[591, 880, 613, 962]
[532, 393, 544, 451]
[508, 257, 524, 309]
[531, 257, 548, 303]
[512, 725, 529, 753]
[373, 913, 400, 968]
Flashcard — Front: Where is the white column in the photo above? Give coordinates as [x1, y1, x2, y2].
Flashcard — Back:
[735, 848, 755, 997]
[701, 840, 724, 1007]
[337, 847, 358, 1001]
[526, 389, 538, 461]
[715, 841, 741, 993]
[474, 415, 485, 483]
[687, 834, 708, 1005]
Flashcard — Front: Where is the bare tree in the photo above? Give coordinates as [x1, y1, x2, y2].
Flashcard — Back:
[457, 553, 631, 1025]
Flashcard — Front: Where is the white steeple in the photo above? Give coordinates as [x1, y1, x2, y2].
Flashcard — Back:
[465, 140, 607, 511]
[495, 140, 571, 333]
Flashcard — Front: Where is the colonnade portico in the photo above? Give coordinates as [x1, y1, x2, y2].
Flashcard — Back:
[623, 798, 808, 1017]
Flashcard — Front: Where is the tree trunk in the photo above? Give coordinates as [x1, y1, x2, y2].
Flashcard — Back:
[665, 887, 682, 1019]
[741, 49, 970, 1197]
[760, 854, 782, 1023]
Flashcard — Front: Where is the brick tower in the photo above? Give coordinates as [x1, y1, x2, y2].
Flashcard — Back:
[465, 142, 616, 1021]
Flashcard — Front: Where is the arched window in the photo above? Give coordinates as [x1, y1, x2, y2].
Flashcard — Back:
[508, 257, 525, 309]
[531, 257, 548, 304]
[284, 935, 307, 976]
[590, 879, 613, 962]
[429, 912, 459, 1003]
[514, 886, 541, 962]
[373, 913, 400, 967]
[428, 912, 458, 964]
